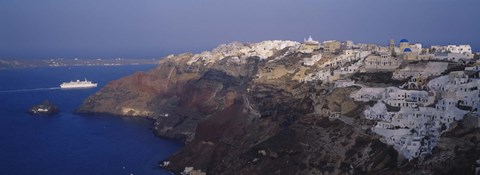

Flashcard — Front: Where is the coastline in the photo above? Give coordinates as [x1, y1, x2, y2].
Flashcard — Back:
[0, 58, 160, 70]
[75, 110, 186, 143]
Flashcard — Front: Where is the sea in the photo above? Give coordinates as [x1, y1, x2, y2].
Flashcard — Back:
[0, 65, 182, 175]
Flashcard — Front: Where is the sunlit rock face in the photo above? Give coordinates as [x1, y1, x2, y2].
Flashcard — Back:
[78, 39, 480, 175]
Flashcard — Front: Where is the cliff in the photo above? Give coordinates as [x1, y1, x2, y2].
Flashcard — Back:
[78, 40, 480, 174]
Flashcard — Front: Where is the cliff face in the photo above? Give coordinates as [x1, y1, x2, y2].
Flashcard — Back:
[78, 41, 480, 175]
[78, 53, 256, 141]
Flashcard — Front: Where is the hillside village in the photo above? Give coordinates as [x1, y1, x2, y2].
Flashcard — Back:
[80, 36, 480, 174]
[180, 37, 479, 161]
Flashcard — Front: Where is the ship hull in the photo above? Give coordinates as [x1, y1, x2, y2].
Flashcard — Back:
[60, 84, 97, 89]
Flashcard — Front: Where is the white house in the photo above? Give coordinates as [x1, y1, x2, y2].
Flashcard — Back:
[447, 45, 472, 55]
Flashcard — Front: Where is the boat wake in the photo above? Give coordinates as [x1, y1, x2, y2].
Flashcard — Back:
[0, 87, 61, 93]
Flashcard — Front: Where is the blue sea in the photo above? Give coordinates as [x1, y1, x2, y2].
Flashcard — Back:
[0, 65, 181, 175]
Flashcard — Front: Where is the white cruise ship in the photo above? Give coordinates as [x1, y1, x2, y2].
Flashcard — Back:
[60, 79, 97, 89]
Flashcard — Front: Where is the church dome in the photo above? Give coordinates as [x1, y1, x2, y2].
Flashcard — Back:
[403, 48, 412, 52]
[400, 39, 409, 43]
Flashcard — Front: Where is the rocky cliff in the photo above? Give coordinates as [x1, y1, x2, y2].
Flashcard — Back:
[78, 40, 480, 175]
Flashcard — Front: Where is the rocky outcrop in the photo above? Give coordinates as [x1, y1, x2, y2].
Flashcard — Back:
[79, 53, 245, 141]
[29, 100, 59, 115]
[78, 40, 480, 174]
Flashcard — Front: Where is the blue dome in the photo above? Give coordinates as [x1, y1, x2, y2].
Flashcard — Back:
[403, 48, 412, 52]
[400, 39, 409, 43]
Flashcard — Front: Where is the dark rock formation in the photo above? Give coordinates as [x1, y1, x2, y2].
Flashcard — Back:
[29, 100, 59, 115]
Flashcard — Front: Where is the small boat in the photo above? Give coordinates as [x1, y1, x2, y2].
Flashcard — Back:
[60, 78, 97, 89]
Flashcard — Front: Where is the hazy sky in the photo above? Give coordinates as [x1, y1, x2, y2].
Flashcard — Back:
[1, 0, 479, 59]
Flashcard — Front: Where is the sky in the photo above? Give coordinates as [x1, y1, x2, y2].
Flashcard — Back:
[1, 0, 479, 59]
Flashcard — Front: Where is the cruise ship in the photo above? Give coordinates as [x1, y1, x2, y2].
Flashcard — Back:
[60, 79, 97, 89]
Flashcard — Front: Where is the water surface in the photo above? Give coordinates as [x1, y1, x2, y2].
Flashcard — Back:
[0, 65, 181, 175]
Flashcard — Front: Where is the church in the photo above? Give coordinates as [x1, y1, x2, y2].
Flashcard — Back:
[390, 38, 422, 61]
